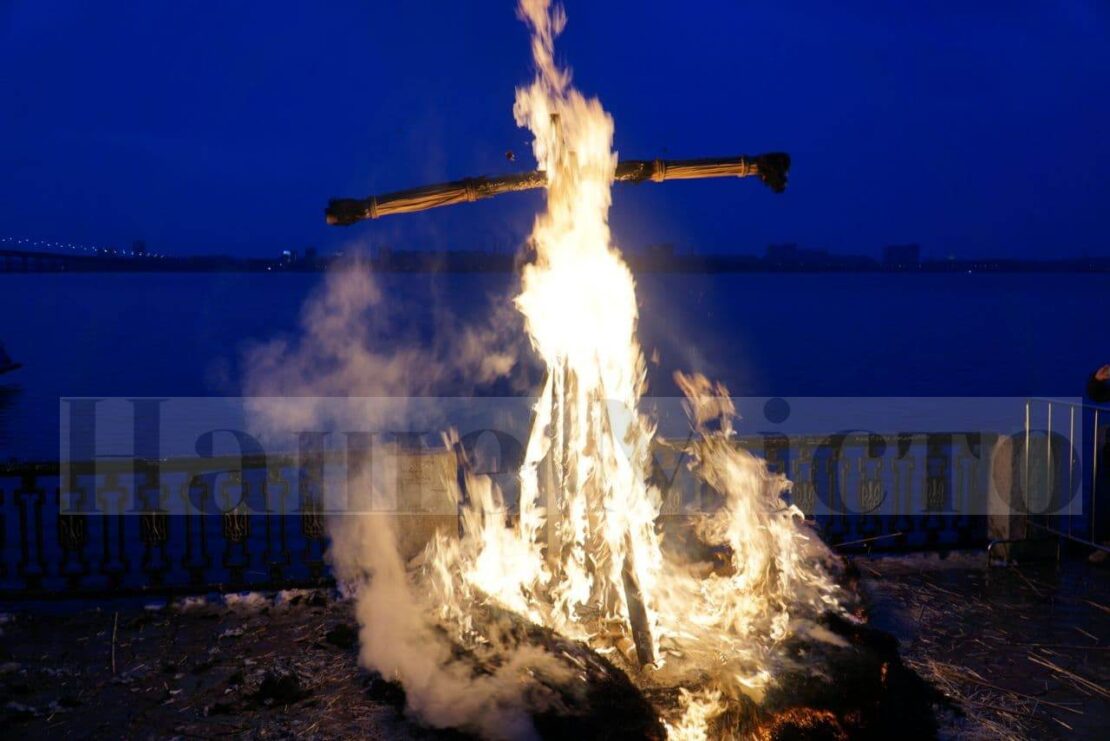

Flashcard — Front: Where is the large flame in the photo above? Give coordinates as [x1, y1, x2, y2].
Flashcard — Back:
[511, 0, 663, 657]
[379, 2, 843, 737]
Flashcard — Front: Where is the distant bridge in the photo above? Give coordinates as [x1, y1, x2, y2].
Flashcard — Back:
[0, 235, 165, 273]
[0, 247, 161, 273]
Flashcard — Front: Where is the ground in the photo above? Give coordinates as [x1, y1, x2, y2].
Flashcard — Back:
[1, 553, 1107, 739]
[859, 552, 1110, 739]
[0, 591, 430, 739]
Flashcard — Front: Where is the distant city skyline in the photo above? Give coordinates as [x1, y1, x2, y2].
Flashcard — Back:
[6, 233, 1110, 275]
[4, 231, 1109, 264]
[2, 2, 1108, 259]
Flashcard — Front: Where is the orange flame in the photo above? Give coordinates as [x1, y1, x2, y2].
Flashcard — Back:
[414, 2, 844, 736]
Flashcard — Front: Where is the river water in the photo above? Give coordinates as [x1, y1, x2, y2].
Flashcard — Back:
[2, 270, 1107, 461]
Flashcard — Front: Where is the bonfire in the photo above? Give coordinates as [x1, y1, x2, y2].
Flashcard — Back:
[322, 2, 936, 738]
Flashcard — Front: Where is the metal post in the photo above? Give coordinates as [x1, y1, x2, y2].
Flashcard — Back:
[1046, 403, 1052, 526]
[1024, 400, 1030, 524]
[1068, 405, 1075, 536]
[1093, 409, 1100, 544]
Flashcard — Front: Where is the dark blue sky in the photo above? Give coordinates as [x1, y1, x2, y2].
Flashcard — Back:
[2, 1, 1108, 259]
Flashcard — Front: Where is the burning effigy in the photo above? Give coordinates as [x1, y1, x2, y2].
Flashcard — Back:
[319, 2, 937, 738]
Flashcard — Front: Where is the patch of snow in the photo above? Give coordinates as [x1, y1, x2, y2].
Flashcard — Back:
[223, 592, 270, 612]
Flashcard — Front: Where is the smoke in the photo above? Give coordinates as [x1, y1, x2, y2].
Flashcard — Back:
[329, 465, 572, 740]
[242, 254, 569, 738]
[243, 253, 523, 414]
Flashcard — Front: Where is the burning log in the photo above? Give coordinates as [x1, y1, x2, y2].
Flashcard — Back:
[620, 531, 656, 668]
[532, 362, 658, 668]
[325, 153, 790, 225]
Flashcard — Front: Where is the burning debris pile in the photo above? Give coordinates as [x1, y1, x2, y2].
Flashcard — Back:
[316, 1, 938, 738]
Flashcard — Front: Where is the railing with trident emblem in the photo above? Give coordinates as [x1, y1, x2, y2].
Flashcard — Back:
[1, 432, 1010, 598]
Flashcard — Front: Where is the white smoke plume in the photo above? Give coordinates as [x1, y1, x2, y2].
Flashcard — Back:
[242, 256, 574, 737]
[243, 254, 523, 413]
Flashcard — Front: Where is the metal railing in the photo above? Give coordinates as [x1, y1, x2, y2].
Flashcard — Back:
[2, 432, 999, 598]
[0, 453, 334, 599]
[1021, 397, 1110, 555]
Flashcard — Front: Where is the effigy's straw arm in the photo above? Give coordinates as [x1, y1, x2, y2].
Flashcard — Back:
[325, 153, 790, 225]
